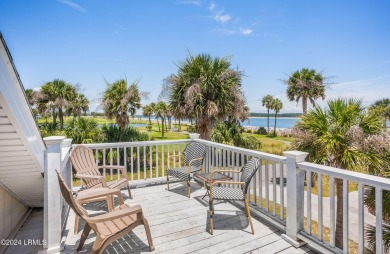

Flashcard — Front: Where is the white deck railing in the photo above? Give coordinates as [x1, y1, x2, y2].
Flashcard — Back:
[40, 136, 390, 253]
[297, 161, 390, 254]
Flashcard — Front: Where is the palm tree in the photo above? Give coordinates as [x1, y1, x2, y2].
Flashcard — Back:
[68, 93, 89, 118]
[292, 98, 389, 250]
[283, 68, 328, 114]
[164, 53, 248, 140]
[142, 104, 154, 125]
[270, 98, 283, 136]
[101, 79, 147, 140]
[370, 98, 390, 128]
[156, 101, 168, 138]
[261, 95, 274, 133]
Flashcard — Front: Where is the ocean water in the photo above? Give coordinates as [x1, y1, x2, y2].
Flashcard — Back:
[137, 116, 390, 130]
[242, 117, 299, 128]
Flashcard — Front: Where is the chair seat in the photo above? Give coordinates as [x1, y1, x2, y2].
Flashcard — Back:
[167, 166, 201, 181]
[91, 178, 129, 190]
[95, 204, 139, 237]
[212, 186, 244, 200]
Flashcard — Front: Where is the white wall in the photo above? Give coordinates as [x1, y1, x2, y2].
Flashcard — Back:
[0, 185, 28, 240]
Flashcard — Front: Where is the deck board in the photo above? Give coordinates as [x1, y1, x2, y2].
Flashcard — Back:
[62, 183, 314, 254]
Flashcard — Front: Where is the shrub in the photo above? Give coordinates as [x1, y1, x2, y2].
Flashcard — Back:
[101, 124, 150, 142]
[256, 127, 267, 135]
[146, 124, 153, 132]
[64, 118, 103, 144]
[187, 125, 196, 133]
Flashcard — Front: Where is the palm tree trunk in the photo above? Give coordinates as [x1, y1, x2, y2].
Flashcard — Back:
[302, 96, 308, 114]
[52, 108, 57, 125]
[148, 115, 151, 125]
[267, 108, 270, 133]
[59, 108, 64, 129]
[335, 178, 344, 249]
[178, 118, 181, 131]
[274, 112, 277, 136]
[161, 117, 165, 138]
[156, 117, 160, 131]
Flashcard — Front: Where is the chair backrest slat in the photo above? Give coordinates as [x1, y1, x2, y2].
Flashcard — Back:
[71, 145, 103, 188]
[240, 158, 260, 194]
[183, 142, 206, 167]
[56, 170, 90, 219]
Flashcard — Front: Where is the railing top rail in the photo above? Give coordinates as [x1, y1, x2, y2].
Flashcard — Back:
[196, 139, 287, 162]
[72, 139, 191, 149]
[299, 161, 390, 190]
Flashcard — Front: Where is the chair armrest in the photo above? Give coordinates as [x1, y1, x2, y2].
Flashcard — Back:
[76, 188, 124, 205]
[210, 170, 241, 182]
[97, 165, 127, 179]
[74, 174, 107, 187]
[168, 154, 181, 160]
[188, 157, 204, 173]
[211, 181, 245, 187]
[87, 205, 143, 223]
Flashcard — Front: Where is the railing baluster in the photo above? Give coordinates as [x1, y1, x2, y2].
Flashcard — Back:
[137, 146, 140, 180]
[208, 146, 211, 173]
[167, 144, 170, 169]
[358, 183, 364, 253]
[178, 144, 181, 167]
[124, 147, 127, 179]
[272, 161, 276, 216]
[253, 155, 257, 204]
[110, 147, 113, 180]
[156, 145, 159, 178]
[318, 173, 323, 241]
[130, 147, 133, 181]
[375, 187, 383, 254]
[307, 170, 312, 234]
[117, 147, 120, 180]
[162, 145, 165, 177]
[279, 162, 284, 220]
[173, 145, 176, 168]
[103, 148, 106, 178]
[343, 179, 349, 253]
[143, 146, 146, 180]
[265, 159, 269, 212]
[95, 149, 98, 164]
[330, 176, 335, 247]
[149, 145, 152, 179]
[259, 159, 263, 208]
[227, 150, 231, 188]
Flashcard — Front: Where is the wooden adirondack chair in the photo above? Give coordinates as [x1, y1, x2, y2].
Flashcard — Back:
[70, 145, 132, 198]
[56, 170, 154, 254]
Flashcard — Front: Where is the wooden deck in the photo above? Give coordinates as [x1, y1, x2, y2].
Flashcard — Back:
[62, 182, 316, 254]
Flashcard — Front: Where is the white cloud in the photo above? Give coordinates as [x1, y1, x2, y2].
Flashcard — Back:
[240, 28, 253, 36]
[214, 11, 231, 23]
[56, 0, 86, 12]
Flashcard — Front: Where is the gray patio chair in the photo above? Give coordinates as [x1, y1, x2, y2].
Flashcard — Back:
[166, 142, 206, 198]
[208, 157, 260, 235]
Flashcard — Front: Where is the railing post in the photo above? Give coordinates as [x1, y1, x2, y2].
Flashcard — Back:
[281, 150, 308, 247]
[43, 136, 65, 253]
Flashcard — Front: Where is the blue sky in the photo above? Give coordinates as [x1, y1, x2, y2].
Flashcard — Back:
[1, 0, 389, 113]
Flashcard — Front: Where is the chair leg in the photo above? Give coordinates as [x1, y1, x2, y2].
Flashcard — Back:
[74, 215, 80, 235]
[166, 175, 170, 191]
[209, 198, 214, 235]
[143, 218, 155, 251]
[127, 185, 132, 199]
[77, 223, 92, 251]
[187, 181, 191, 198]
[244, 196, 254, 235]
[90, 235, 105, 254]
